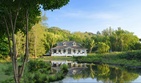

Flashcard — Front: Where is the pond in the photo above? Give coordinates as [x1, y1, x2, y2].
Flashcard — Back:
[51, 61, 141, 83]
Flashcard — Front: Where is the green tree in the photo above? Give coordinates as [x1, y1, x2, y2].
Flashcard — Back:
[101, 27, 139, 51]
[83, 38, 95, 53]
[102, 27, 114, 36]
[0, 0, 69, 83]
[97, 42, 110, 53]
[44, 32, 62, 55]
[113, 28, 139, 51]
[48, 27, 71, 41]
[70, 32, 86, 43]
[29, 23, 46, 57]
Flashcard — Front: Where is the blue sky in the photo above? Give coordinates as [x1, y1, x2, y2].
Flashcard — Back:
[42, 0, 141, 38]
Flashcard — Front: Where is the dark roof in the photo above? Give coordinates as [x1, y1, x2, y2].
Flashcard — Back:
[52, 41, 86, 49]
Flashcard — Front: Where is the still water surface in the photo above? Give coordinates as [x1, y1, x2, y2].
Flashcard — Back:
[54, 63, 141, 83]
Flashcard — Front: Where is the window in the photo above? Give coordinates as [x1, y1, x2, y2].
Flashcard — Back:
[82, 50, 85, 54]
[59, 49, 61, 53]
[72, 42, 76, 46]
[53, 49, 56, 53]
[78, 50, 80, 52]
[63, 42, 66, 46]
[78, 50, 80, 54]
[73, 50, 76, 53]
[63, 49, 66, 53]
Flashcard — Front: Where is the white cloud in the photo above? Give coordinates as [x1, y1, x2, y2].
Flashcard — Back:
[62, 10, 120, 21]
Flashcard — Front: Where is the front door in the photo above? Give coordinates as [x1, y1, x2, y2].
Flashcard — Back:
[68, 48, 71, 54]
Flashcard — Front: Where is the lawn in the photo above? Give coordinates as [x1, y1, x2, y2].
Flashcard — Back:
[40, 56, 76, 61]
[76, 50, 141, 67]
[0, 62, 12, 82]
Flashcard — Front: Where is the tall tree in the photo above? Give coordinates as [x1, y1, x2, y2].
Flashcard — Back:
[44, 32, 62, 55]
[48, 27, 71, 41]
[29, 23, 46, 57]
[83, 37, 95, 53]
[0, 0, 69, 83]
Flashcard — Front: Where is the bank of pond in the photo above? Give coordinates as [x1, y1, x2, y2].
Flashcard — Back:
[0, 60, 68, 83]
[1, 60, 141, 83]
[0, 50, 141, 82]
[75, 50, 141, 68]
[43, 50, 141, 68]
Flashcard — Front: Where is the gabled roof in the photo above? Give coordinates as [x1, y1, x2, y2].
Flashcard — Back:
[51, 41, 86, 49]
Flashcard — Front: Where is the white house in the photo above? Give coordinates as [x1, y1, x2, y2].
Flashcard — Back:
[51, 41, 87, 56]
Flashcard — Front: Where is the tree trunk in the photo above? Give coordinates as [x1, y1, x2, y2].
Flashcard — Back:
[4, 16, 19, 83]
[50, 46, 52, 56]
[8, 10, 19, 83]
[34, 32, 37, 58]
[89, 48, 92, 53]
[12, 32, 19, 83]
[18, 9, 29, 81]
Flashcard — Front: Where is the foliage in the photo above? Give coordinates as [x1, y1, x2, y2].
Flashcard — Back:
[0, 62, 13, 82]
[44, 32, 62, 53]
[29, 23, 46, 57]
[1, 25, 140, 58]
[76, 50, 141, 67]
[3, 63, 13, 75]
[60, 64, 68, 73]
[97, 64, 110, 76]
[23, 59, 68, 83]
[118, 50, 141, 61]
[15, 30, 25, 57]
[0, 37, 9, 58]
[94, 27, 140, 52]
[97, 42, 110, 53]
[27, 60, 51, 73]
[48, 27, 71, 41]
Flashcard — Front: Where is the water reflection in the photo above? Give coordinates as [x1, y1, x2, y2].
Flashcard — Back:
[63, 64, 140, 83]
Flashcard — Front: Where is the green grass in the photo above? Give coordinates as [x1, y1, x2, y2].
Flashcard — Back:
[40, 56, 76, 61]
[0, 62, 12, 82]
[76, 50, 141, 67]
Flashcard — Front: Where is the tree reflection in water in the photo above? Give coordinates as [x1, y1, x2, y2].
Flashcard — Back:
[72, 64, 139, 83]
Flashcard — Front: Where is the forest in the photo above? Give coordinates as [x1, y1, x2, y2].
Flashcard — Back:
[1, 22, 141, 59]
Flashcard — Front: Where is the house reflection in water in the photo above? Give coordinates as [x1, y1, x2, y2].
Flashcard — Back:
[51, 60, 88, 75]
[51, 60, 87, 68]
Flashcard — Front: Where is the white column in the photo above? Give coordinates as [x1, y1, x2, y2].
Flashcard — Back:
[66, 49, 68, 55]
[71, 49, 73, 55]
[75, 49, 78, 54]
[61, 49, 63, 54]
[56, 49, 58, 54]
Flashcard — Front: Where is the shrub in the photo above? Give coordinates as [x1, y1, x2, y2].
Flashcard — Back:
[118, 50, 141, 61]
[24, 59, 68, 83]
[2, 63, 13, 75]
[60, 64, 68, 73]
[27, 60, 51, 72]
